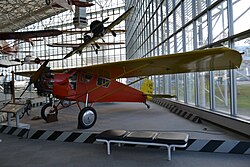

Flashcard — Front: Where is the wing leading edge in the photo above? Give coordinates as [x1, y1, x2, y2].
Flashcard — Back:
[0, 29, 62, 40]
[73, 47, 242, 78]
[15, 48, 242, 79]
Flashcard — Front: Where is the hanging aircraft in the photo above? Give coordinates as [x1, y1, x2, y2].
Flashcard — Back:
[0, 41, 31, 55]
[45, 0, 94, 11]
[47, 42, 125, 48]
[61, 29, 126, 35]
[0, 29, 62, 42]
[47, 42, 125, 54]
[0, 59, 22, 68]
[0, 73, 28, 92]
[63, 6, 134, 59]
[13, 55, 63, 65]
[0, 55, 62, 67]
[16, 47, 242, 129]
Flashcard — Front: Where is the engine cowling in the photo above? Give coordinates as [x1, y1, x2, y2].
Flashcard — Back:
[90, 20, 104, 36]
[34, 66, 53, 96]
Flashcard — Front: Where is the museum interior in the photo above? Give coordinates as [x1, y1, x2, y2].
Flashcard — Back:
[0, 0, 249, 166]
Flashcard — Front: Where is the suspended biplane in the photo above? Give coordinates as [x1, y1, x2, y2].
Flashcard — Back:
[45, 0, 94, 11]
[47, 42, 125, 48]
[0, 59, 22, 68]
[47, 42, 125, 54]
[13, 55, 63, 65]
[16, 47, 242, 129]
[0, 56, 62, 68]
[63, 6, 134, 59]
[0, 29, 62, 40]
[0, 29, 62, 46]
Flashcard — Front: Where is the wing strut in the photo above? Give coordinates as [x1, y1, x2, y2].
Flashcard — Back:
[84, 63, 151, 94]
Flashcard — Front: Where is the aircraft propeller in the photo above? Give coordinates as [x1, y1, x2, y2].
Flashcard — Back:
[89, 17, 116, 38]
[90, 17, 109, 37]
[20, 60, 49, 97]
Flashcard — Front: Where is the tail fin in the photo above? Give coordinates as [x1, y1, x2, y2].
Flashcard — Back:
[140, 79, 154, 100]
[140, 79, 176, 100]
[141, 78, 154, 95]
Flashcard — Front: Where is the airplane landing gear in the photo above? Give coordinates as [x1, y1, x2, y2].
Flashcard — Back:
[41, 103, 58, 121]
[78, 107, 97, 129]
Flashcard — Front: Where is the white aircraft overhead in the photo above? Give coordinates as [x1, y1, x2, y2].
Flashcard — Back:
[0, 59, 21, 68]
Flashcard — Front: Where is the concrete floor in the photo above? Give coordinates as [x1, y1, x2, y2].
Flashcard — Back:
[0, 96, 250, 167]
[0, 132, 249, 167]
[19, 101, 249, 140]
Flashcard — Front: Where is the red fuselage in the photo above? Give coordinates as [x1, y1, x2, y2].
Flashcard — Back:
[39, 69, 147, 104]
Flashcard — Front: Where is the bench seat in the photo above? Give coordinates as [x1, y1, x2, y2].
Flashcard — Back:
[96, 130, 189, 160]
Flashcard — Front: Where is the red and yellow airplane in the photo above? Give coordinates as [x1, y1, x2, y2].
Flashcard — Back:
[16, 47, 242, 129]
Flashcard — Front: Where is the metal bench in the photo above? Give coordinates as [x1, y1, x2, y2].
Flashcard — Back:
[96, 129, 189, 160]
[0, 103, 29, 129]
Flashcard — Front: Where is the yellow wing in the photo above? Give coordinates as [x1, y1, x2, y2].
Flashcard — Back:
[15, 48, 242, 78]
[73, 47, 242, 78]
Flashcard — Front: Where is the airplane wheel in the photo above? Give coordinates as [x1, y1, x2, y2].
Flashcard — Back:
[41, 103, 58, 121]
[83, 34, 91, 43]
[78, 107, 97, 129]
[45, 0, 51, 5]
[34, 58, 41, 64]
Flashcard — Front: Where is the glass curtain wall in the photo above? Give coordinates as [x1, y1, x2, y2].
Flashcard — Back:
[0, 0, 126, 82]
[125, 0, 250, 120]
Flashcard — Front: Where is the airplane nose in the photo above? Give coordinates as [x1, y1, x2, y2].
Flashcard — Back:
[34, 67, 54, 95]
[90, 20, 104, 36]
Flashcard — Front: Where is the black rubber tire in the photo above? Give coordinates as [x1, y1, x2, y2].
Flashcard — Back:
[34, 58, 40, 64]
[78, 107, 97, 129]
[41, 103, 58, 121]
[45, 0, 51, 5]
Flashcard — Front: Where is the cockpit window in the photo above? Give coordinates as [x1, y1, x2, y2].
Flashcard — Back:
[97, 77, 110, 88]
[80, 74, 92, 83]
[85, 74, 92, 83]
[69, 73, 77, 90]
